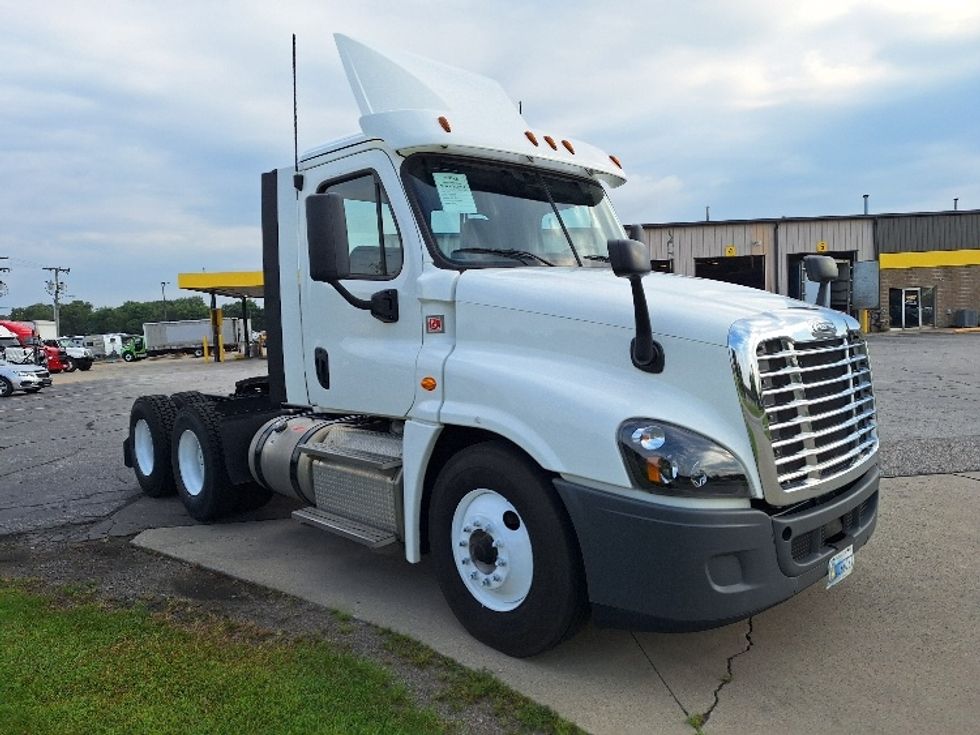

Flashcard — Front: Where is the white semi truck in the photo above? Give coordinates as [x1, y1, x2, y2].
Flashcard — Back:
[124, 35, 879, 657]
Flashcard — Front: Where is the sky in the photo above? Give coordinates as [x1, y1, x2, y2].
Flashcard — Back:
[2, 0, 979, 311]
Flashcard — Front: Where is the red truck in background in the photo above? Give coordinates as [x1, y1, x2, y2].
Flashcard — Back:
[0, 320, 69, 373]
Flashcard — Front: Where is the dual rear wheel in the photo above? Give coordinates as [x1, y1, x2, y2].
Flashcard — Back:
[128, 395, 271, 520]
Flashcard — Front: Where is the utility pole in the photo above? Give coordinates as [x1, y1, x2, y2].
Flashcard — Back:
[0, 257, 9, 300]
[161, 281, 171, 320]
[43, 266, 70, 336]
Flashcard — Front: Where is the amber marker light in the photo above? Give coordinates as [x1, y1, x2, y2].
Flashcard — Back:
[524, 130, 539, 146]
[561, 139, 575, 154]
[437, 116, 452, 133]
[609, 154, 623, 169]
[543, 135, 558, 150]
[420, 376, 438, 391]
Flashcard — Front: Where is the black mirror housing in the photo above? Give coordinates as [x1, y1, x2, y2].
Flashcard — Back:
[803, 255, 838, 283]
[608, 239, 652, 277]
[306, 193, 351, 282]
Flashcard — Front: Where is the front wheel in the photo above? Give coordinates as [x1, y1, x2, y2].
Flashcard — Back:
[429, 440, 587, 657]
[0, 378, 12, 398]
[64, 358, 77, 372]
[122, 352, 135, 362]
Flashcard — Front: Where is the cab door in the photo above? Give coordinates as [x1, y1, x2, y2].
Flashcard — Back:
[300, 149, 422, 417]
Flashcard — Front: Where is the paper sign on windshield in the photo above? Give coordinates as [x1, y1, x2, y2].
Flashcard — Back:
[433, 173, 478, 214]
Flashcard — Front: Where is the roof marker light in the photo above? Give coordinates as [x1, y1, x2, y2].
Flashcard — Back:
[438, 116, 452, 133]
[543, 135, 558, 150]
[561, 139, 575, 155]
[524, 131, 539, 146]
[609, 154, 623, 169]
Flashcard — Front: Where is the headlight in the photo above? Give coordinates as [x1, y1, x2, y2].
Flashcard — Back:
[17, 371, 38, 378]
[618, 419, 750, 497]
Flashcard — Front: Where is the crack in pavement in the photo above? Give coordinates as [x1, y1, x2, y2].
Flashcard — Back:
[0, 447, 84, 479]
[700, 617, 754, 729]
[630, 632, 690, 720]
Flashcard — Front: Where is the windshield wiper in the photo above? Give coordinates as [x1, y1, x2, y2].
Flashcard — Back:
[452, 248, 555, 266]
[583, 254, 609, 263]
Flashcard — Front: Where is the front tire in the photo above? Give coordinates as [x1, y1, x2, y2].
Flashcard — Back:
[64, 358, 77, 372]
[429, 440, 587, 657]
[123, 352, 135, 362]
[171, 402, 237, 522]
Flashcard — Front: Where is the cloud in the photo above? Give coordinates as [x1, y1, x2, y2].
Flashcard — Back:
[0, 0, 978, 310]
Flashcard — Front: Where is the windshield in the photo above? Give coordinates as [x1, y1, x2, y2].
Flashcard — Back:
[402, 154, 624, 267]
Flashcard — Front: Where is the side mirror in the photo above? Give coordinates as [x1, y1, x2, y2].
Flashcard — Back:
[803, 255, 839, 283]
[803, 255, 839, 308]
[306, 193, 351, 282]
[608, 239, 652, 277]
[607, 238, 663, 373]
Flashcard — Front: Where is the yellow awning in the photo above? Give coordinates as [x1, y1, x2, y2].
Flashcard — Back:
[177, 271, 264, 299]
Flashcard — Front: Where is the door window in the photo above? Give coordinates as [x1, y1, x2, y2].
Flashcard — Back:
[320, 173, 403, 278]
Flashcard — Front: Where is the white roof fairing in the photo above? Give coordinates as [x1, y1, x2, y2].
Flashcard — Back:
[331, 34, 627, 187]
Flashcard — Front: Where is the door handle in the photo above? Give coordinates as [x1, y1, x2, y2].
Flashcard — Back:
[314, 347, 330, 389]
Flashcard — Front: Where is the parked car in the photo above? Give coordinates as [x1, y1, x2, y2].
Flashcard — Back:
[0, 359, 52, 397]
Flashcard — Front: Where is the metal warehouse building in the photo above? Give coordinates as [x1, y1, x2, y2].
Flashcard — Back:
[631, 209, 980, 329]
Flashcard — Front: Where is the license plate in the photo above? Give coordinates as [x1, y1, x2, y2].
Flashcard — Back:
[826, 545, 854, 589]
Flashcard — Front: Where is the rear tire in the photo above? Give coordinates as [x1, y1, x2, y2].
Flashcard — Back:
[64, 358, 77, 372]
[0, 377, 12, 398]
[129, 395, 178, 497]
[170, 390, 212, 408]
[429, 440, 588, 657]
[77, 361, 92, 371]
[171, 402, 237, 522]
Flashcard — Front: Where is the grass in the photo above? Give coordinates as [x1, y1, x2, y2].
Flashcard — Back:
[0, 580, 445, 735]
[379, 628, 583, 735]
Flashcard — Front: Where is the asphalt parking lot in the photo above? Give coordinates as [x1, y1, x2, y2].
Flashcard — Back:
[1, 333, 978, 734]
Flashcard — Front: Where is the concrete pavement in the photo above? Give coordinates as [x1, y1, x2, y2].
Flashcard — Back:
[134, 473, 980, 735]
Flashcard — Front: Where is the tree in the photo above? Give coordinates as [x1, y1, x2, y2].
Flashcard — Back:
[221, 299, 265, 331]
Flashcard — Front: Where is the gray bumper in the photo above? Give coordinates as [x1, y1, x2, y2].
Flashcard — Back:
[555, 465, 879, 631]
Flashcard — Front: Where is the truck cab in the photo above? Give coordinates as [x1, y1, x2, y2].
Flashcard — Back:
[125, 35, 879, 657]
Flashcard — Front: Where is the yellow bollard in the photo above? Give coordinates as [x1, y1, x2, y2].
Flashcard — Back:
[203, 336, 210, 362]
[859, 309, 870, 334]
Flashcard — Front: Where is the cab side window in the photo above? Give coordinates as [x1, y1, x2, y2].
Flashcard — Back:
[321, 173, 403, 278]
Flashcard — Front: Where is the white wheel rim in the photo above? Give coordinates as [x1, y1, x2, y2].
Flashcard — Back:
[178, 429, 206, 496]
[451, 488, 533, 612]
[134, 419, 155, 475]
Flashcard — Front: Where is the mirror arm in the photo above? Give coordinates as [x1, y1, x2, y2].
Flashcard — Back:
[328, 280, 399, 323]
[628, 275, 664, 373]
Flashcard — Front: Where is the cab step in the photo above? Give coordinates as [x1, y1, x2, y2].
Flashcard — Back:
[292, 506, 397, 548]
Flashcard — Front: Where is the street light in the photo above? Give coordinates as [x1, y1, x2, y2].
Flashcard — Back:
[161, 281, 171, 320]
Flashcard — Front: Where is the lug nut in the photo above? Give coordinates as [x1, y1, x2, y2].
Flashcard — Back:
[492, 540, 503, 549]
[458, 540, 467, 547]
[495, 559, 506, 567]
[481, 578, 491, 587]
[472, 520, 482, 528]
[470, 571, 478, 580]
[461, 557, 470, 565]
[463, 526, 472, 533]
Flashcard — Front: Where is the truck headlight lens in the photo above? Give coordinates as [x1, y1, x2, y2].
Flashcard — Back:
[618, 419, 750, 497]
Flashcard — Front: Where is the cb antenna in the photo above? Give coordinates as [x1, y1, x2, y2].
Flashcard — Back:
[292, 33, 304, 192]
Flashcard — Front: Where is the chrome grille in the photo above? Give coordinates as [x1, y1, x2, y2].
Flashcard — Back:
[756, 331, 878, 493]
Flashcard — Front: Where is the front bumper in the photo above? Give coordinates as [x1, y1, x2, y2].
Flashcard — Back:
[19, 376, 52, 388]
[555, 464, 879, 631]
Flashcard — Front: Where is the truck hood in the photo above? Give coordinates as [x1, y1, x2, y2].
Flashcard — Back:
[455, 267, 810, 347]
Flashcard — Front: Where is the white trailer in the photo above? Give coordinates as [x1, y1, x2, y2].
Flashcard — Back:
[142, 318, 240, 357]
[124, 35, 880, 657]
